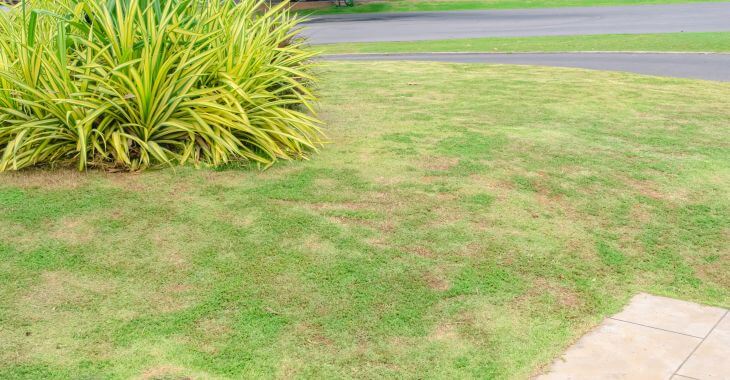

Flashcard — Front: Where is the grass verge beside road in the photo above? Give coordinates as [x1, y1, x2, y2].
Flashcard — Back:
[309, 0, 730, 14]
[1, 62, 728, 378]
[320, 32, 730, 54]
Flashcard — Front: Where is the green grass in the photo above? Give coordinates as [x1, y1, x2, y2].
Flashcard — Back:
[1, 61, 729, 378]
[309, 0, 728, 14]
[321, 32, 730, 54]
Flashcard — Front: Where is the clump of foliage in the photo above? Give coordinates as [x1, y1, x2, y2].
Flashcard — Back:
[0, 0, 321, 171]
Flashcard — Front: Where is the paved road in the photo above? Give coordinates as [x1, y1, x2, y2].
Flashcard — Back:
[303, 2, 730, 44]
[322, 53, 730, 81]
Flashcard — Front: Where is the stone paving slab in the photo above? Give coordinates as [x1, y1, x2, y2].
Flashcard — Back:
[538, 318, 700, 380]
[677, 314, 730, 379]
[537, 293, 729, 380]
[612, 293, 726, 338]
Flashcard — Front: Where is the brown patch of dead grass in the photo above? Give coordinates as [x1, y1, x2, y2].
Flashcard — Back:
[138, 365, 190, 380]
[423, 271, 450, 291]
[104, 172, 149, 192]
[197, 317, 233, 335]
[516, 277, 583, 310]
[408, 246, 436, 258]
[150, 226, 192, 271]
[50, 217, 96, 245]
[422, 156, 459, 171]
[429, 323, 458, 342]
[22, 271, 116, 312]
[149, 283, 196, 314]
[0, 169, 89, 190]
[295, 322, 334, 347]
[623, 177, 688, 202]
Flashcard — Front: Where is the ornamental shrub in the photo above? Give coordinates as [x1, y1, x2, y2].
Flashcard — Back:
[0, 0, 321, 171]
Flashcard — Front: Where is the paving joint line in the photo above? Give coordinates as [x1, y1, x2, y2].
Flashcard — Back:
[670, 309, 729, 379]
[607, 317, 706, 339]
[674, 375, 701, 380]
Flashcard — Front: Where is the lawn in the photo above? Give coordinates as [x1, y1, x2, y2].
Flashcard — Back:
[320, 32, 730, 54]
[309, 0, 728, 14]
[1, 62, 729, 378]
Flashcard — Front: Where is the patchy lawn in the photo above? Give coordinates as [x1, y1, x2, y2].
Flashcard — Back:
[320, 32, 730, 54]
[307, 0, 729, 14]
[0, 62, 728, 379]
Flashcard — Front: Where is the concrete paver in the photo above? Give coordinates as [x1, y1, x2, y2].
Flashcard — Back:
[677, 313, 730, 379]
[538, 293, 729, 379]
[612, 293, 727, 338]
[538, 318, 700, 380]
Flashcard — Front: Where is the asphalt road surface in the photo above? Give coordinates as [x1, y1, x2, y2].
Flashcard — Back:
[322, 52, 730, 81]
[303, 2, 730, 44]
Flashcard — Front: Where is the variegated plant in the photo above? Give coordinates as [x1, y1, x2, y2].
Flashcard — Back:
[0, 0, 321, 171]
